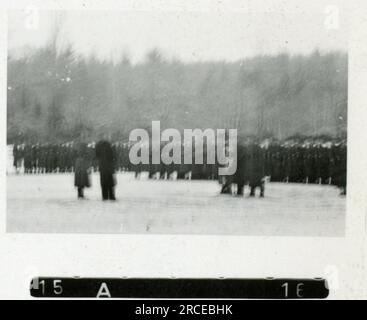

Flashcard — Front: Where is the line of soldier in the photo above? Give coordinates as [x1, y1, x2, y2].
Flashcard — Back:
[13, 142, 96, 174]
[12, 139, 347, 195]
[220, 140, 347, 197]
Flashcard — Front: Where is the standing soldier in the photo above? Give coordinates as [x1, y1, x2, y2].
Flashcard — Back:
[309, 143, 318, 184]
[68, 142, 76, 172]
[233, 142, 247, 196]
[24, 144, 32, 174]
[122, 142, 130, 172]
[13, 143, 19, 173]
[87, 142, 96, 172]
[31, 144, 39, 174]
[38, 144, 46, 174]
[314, 144, 323, 184]
[96, 133, 117, 201]
[74, 132, 91, 199]
[303, 142, 312, 184]
[45, 144, 51, 173]
[59, 144, 66, 173]
[282, 144, 291, 183]
[270, 143, 281, 182]
[333, 142, 347, 195]
[295, 144, 305, 183]
[50, 144, 57, 173]
[246, 142, 265, 197]
[289, 144, 297, 183]
[321, 142, 333, 185]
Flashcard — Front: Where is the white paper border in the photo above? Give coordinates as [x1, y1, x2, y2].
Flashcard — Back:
[0, 0, 366, 300]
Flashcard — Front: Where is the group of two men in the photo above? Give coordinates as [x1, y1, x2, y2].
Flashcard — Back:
[221, 143, 265, 197]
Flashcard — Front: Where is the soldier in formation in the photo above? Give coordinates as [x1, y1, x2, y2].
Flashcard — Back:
[12, 137, 347, 196]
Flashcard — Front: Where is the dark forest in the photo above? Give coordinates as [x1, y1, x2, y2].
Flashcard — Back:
[7, 39, 348, 143]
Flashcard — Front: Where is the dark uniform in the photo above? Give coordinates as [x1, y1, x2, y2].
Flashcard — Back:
[13, 144, 19, 171]
[38, 145, 46, 173]
[233, 144, 247, 196]
[24, 145, 32, 174]
[246, 144, 265, 197]
[270, 145, 282, 182]
[74, 142, 91, 199]
[333, 143, 347, 195]
[96, 140, 116, 200]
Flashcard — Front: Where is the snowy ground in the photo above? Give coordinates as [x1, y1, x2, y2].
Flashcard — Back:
[6, 172, 345, 236]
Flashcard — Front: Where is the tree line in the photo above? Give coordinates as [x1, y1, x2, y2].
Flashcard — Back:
[7, 42, 348, 144]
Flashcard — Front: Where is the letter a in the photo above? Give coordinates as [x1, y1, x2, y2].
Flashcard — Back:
[135, 307, 142, 315]
[96, 282, 111, 298]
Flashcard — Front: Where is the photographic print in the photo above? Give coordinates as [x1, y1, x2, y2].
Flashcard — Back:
[6, 4, 348, 236]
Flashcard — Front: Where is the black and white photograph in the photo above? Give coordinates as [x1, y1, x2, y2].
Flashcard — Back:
[3, 0, 367, 302]
[6, 3, 348, 236]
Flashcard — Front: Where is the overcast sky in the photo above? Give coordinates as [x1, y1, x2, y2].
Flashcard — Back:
[8, 2, 348, 63]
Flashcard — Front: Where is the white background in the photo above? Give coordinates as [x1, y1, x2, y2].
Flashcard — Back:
[0, 0, 366, 299]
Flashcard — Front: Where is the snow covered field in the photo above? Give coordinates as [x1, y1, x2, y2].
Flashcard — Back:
[6, 172, 345, 236]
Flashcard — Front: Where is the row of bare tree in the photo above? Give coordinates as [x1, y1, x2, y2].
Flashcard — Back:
[7, 40, 347, 143]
